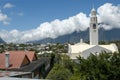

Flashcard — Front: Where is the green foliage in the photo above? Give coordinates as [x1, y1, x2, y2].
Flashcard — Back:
[61, 55, 75, 73]
[50, 53, 55, 67]
[46, 64, 72, 80]
[46, 51, 120, 80]
[46, 54, 76, 80]
[70, 73, 81, 80]
[71, 52, 120, 80]
[99, 41, 108, 45]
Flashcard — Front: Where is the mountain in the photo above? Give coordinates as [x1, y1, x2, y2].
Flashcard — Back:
[99, 28, 120, 41]
[28, 28, 89, 44]
[28, 28, 120, 44]
[0, 37, 5, 43]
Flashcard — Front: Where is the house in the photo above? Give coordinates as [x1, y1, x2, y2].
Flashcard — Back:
[0, 51, 37, 69]
[68, 8, 118, 59]
[0, 51, 50, 79]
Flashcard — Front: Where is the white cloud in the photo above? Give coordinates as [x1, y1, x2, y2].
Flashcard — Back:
[0, 12, 8, 21]
[0, 11, 9, 25]
[0, 13, 89, 43]
[0, 3, 120, 43]
[97, 3, 120, 30]
[3, 3, 14, 9]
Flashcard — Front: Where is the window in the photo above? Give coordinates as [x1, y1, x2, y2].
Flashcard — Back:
[93, 24, 96, 29]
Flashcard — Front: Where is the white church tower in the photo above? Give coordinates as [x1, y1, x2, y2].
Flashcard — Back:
[68, 8, 118, 59]
[89, 8, 98, 45]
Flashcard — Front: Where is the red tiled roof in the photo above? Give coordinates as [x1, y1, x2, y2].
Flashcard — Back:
[0, 51, 36, 69]
[25, 51, 37, 62]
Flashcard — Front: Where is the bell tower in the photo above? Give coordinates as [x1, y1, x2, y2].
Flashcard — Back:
[89, 8, 98, 45]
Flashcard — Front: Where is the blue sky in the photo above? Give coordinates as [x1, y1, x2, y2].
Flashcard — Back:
[0, 0, 119, 31]
[0, 0, 120, 43]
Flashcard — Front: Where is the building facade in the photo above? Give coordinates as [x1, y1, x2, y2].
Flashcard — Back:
[90, 8, 98, 45]
[68, 8, 118, 59]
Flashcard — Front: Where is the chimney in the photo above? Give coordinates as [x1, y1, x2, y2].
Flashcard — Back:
[5, 52, 10, 68]
[80, 38, 83, 43]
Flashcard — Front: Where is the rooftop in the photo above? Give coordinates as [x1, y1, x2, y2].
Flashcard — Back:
[17, 58, 50, 72]
[0, 51, 37, 69]
[0, 71, 31, 77]
[0, 77, 48, 80]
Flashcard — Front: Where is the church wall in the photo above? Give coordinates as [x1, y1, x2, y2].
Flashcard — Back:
[70, 53, 81, 59]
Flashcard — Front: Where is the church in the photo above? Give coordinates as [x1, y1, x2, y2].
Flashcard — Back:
[68, 8, 118, 59]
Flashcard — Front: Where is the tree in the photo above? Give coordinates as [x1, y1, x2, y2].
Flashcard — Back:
[50, 53, 55, 67]
[70, 73, 81, 80]
[46, 64, 72, 80]
[70, 52, 120, 80]
[61, 54, 75, 73]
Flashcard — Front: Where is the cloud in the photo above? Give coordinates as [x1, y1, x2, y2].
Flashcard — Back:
[97, 3, 120, 30]
[3, 3, 14, 9]
[0, 12, 8, 21]
[0, 3, 120, 43]
[0, 11, 9, 25]
[3, 21, 10, 25]
[0, 13, 89, 43]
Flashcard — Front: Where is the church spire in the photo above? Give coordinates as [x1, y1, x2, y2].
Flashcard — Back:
[91, 6, 96, 17]
[89, 7, 98, 45]
[92, 4, 95, 10]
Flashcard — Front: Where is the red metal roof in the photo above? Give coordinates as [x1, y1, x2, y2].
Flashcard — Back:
[0, 51, 36, 69]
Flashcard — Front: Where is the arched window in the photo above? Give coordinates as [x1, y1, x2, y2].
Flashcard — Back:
[93, 24, 96, 29]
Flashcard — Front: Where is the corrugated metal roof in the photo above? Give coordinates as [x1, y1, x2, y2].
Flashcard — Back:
[0, 71, 31, 77]
[0, 77, 48, 80]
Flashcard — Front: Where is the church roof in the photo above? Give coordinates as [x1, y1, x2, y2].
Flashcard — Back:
[75, 42, 89, 45]
[69, 43, 118, 54]
[91, 8, 95, 12]
[70, 43, 94, 53]
[69, 43, 118, 59]
[99, 43, 118, 53]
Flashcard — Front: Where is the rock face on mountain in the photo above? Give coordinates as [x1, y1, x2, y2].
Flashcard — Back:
[28, 28, 120, 44]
